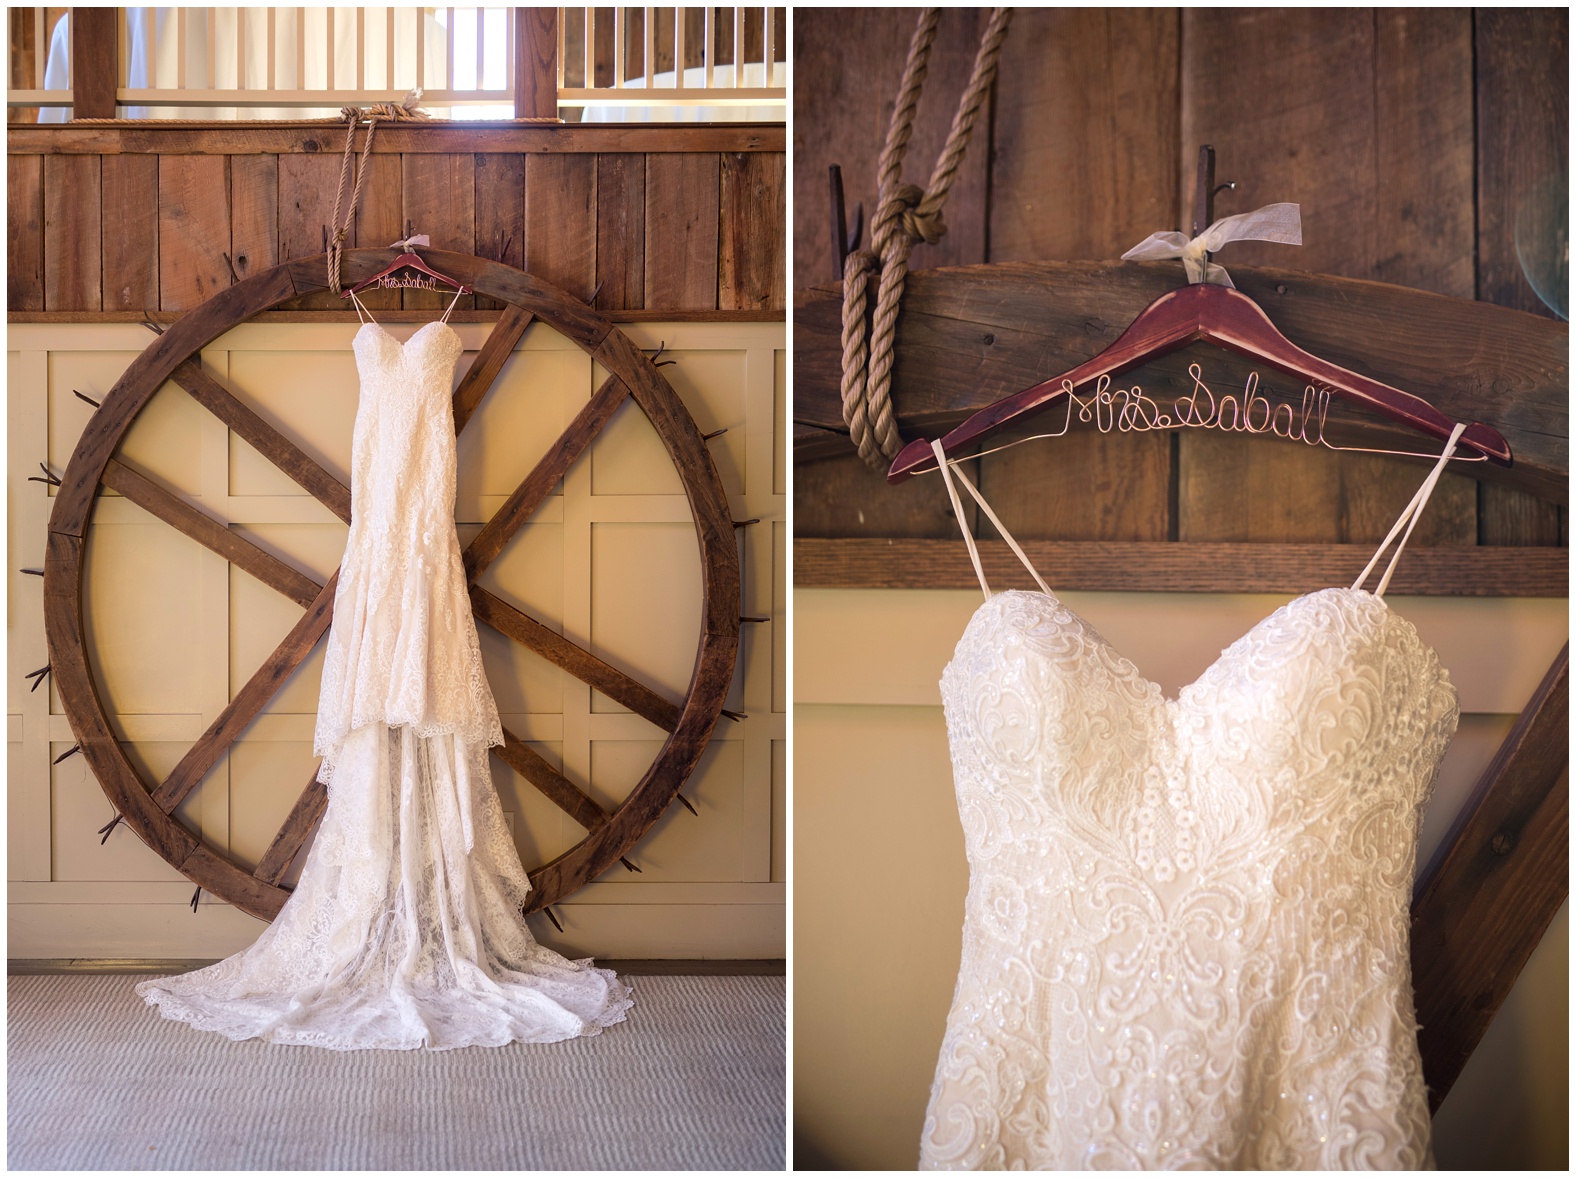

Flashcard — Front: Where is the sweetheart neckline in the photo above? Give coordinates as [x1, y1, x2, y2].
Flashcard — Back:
[355, 319, 458, 351]
[948, 585, 1447, 707]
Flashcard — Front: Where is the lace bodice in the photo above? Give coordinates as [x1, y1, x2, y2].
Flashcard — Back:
[920, 431, 1466, 1170]
[314, 320, 504, 781]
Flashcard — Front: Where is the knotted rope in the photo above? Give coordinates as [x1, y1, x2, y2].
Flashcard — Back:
[327, 91, 431, 292]
[841, 7, 1012, 469]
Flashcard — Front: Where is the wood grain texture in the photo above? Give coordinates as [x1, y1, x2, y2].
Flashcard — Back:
[989, 8, 1179, 263]
[1412, 646, 1569, 1108]
[794, 537, 1568, 597]
[794, 451, 978, 541]
[99, 153, 159, 310]
[645, 152, 720, 310]
[401, 153, 476, 311]
[793, 263, 1568, 504]
[471, 587, 681, 731]
[497, 728, 608, 831]
[7, 122, 784, 155]
[721, 151, 785, 310]
[596, 153, 645, 311]
[7, 153, 43, 310]
[69, 7, 118, 120]
[276, 152, 347, 310]
[253, 772, 327, 885]
[43, 153, 100, 310]
[1475, 9, 1568, 546]
[791, 7, 991, 290]
[351, 149, 405, 311]
[982, 431, 1171, 542]
[524, 152, 597, 302]
[101, 458, 321, 608]
[514, 6, 560, 120]
[473, 153, 525, 312]
[228, 153, 278, 287]
[157, 155, 230, 311]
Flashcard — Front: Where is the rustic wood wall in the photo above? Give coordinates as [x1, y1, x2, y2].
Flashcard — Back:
[9, 122, 785, 319]
[793, 8, 1567, 550]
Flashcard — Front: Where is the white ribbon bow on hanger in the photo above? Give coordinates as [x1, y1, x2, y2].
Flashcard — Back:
[389, 233, 431, 251]
[1121, 203, 1303, 287]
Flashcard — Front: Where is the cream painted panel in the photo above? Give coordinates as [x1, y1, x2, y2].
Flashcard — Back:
[231, 521, 348, 587]
[773, 350, 786, 496]
[589, 737, 746, 881]
[589, 522, 704, 706]
[49, 356, 209, 497]
[53, 741, 193, 884]
[590, 350, 746, 498]
[795, 588, 1568, 715]
[469, 520, 565, 716]
[226, 739, 321, 883]
[226, 348, 360, 494]
[455, 344, 585, 523]
[9, 737, 28, 878]
[80, 519, 215, 716]
[771, 738, 785, 883]
[773, 520, 786, 713]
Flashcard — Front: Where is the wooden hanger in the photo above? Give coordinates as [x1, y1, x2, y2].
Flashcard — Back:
[340, 230, 472, 298]
[886, 149, 1512, 484]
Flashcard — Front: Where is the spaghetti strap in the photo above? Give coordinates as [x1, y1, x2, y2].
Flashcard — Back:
[931, 440, 1055, 600]
[349, 289, 372, 325]
[1351, 421, 1468, 598]
[440, 286, 465, 324]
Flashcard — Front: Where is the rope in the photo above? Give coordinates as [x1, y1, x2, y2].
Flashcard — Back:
[841, 7, 1012, 469]
[326, 92, 431, 292]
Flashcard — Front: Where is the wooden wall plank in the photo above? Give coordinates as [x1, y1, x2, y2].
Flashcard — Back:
[7, 155, 44, 310]
[595, 154, 645, 311]
[791, 8, 990, 291]
[100, 154, 159, 311]
[989, 8, 1180, 264]
[473, 153, 525, 312]
[43, 154, 100, 311]
[524, 152, 597, 302]
[228, 155, 278, 287]
[645, 152, 720, 311]
[157, 155, 230, 312]
[721, 151, 785, 311]
[401, 153, 476, 311]
[794, 453, 978, 542]
[353, 151, 405, 311]
[276, 152, 344, 310]
[1475, 8, 1567, 546]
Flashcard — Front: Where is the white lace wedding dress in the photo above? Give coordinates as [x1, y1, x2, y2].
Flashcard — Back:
[137, 305, 633, 1050]
[919, 430, 1466, 1169]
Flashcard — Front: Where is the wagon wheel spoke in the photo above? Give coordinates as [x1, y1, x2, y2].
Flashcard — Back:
[253, 769, 328, 885]
[463, 372, 630, 580]
[102, 458, 321, 608]
[453, 304, 535, 433]
[151, 573, 338, 813]
[496, 727, 610, 831]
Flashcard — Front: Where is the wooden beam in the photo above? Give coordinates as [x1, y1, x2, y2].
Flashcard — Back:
[69, 8, 119, 120]
[253, 771, 327, 885]
[452, 304, 533, 433]
[795, 538, 1569, 598]
[514, 7, 559, 120]
[1412, 644, 1569, 1109]
[794, 262, 1568, 503]
[495, 727, 608, 831]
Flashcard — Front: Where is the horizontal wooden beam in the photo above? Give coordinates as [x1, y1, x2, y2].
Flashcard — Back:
[1411, 645, 1568, 1109]
[8, 309, 785, 325]
[794, 262, 1568, 503]
[7, 122, 784, 155]
[796, 538, 1568, 597]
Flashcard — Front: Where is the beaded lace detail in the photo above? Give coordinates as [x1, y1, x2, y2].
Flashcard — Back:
[919, 436, 1462, 1169]
[137, 321, 632, 1049]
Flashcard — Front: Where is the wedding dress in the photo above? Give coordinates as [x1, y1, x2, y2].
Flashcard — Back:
[919, 427, 1466, 1169]
[137, 291, 633, 1050]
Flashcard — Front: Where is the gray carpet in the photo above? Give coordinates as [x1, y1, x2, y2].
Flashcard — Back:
[9, 973, 785, 1171]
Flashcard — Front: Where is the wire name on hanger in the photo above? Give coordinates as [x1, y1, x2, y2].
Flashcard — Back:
[1051, 363, 1342, 447]
[372, 273, 442, 290]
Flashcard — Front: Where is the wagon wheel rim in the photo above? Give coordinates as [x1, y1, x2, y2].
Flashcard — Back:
[43, 249, 741, 922]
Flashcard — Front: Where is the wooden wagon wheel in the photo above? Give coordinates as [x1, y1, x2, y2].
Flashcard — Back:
[44, 248, 741, 924]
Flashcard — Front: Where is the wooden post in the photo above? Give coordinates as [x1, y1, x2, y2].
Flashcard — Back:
[70, 7, 118, 120]
[514, 7, 558, 120]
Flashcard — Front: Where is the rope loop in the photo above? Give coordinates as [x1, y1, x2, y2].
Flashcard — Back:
[840, 7, 1013, 469]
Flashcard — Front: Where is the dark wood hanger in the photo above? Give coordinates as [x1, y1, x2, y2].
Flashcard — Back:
[340, 234, 472, 297]
[887, 148, 1513, 484]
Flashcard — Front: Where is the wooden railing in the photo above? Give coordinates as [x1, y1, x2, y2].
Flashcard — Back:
[7, 6, 786, 120]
